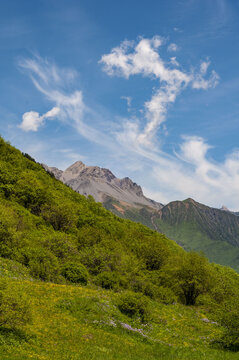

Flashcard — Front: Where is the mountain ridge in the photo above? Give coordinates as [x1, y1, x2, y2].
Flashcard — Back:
[44, 160, 239, 271]
[43, 161, 163, 210]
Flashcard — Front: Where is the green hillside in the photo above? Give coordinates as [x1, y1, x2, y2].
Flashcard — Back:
[104, 197, 239, 272]
[0, 136, 239, 359]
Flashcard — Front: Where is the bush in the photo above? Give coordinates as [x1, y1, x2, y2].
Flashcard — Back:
[14, 173, 49, 215]
[95, 271, 120, 290]
[0, 222, 14, 258]
[41, 204, 75, 232]
[117, 291, 150, 322]
[214, 301, 239, 351]
[0, 280, 32, 329]
[20, 248, 60, 281]
[156, 286, 177, 304]
[61, 262, 89, 284]
[80, 244, 122, 275]
[43, 233, 78, 260]
[134, 236, 169, 271]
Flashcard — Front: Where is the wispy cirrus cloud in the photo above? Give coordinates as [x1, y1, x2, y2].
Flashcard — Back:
[100, 36, 219, 147]
[167, 43, 179, 52]
[18, 55, 113, 146]
[137, 135, 239, 211]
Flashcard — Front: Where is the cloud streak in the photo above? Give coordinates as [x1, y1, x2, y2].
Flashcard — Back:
[100, 36, 219, 147]
[18, 55, 113, 147]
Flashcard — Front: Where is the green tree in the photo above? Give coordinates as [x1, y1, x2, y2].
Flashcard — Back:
[176, 252, 214, 305]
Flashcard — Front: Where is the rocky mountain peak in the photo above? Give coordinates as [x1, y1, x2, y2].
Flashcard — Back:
[80, 166, 116, 182]
[119, 177, 143, 196]
[43, 160, 163, 209]
[65, 161, 86, 174]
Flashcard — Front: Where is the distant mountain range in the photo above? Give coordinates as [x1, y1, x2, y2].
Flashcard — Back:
[44, 161, 239, 271]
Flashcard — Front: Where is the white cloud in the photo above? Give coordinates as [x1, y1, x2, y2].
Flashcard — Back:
[139, 135, 239, 211]
[18, 56, 115, 147]
[167, 43, 178, 52]
[100, 36, 218, 147]
[192, 60, 219, 90]
[121, 96, 132, 109]
[170, 57, 179, 66]
[19, 106, 60, 131]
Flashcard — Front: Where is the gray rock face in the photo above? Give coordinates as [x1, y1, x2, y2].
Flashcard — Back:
[43, 161, 163, 209]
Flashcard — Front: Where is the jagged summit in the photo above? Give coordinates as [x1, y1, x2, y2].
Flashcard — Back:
[44, 161, 162, 209]
[65, 161, 86, 173]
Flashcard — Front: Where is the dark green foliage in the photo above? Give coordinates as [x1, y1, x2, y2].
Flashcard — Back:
[61, 262, 89, 284]
[159, 252, 214, 305]
[43, 233, 78, 260]
[22, 153, 36, 163]
[117, 291, 150, 322]
[41, 203, 76, 232]
[20, 247, 60, 281]
[95, 271, 121, 290]
[0, 222, 14, 257]
[14, 173, 49, 215]
[176, 252, 213, 305]
[138, 237, 169, 270]
[219, 305, 239, 351]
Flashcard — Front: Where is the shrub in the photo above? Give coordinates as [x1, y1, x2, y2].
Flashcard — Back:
[156, 286, 177, 304]
[117, 291, 150, 322]
[135, 237, 169, 271]
[214, 300, 239, 351]
[80, 244, 122, 275]
[61, 262, 89, 284]
[0, 222, 14, 258]
[14, 173, 48, 215]
[95, 271, 120, 290]
[41, 204, 75, 232]
[43, 233, 78, 260]
[20, 248, 60, 281]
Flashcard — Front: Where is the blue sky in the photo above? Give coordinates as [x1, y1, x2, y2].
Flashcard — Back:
[1, 0, 239, 209]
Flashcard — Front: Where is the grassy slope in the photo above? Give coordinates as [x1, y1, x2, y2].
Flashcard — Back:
[0, 273, 238, 360]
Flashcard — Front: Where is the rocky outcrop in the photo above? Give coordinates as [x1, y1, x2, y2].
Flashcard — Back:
[43, 161, 163, 210]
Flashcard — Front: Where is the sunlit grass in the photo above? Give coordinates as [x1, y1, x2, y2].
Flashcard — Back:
[0, 277, 238, 360]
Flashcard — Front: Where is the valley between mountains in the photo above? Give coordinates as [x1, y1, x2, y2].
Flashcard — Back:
[45, 161, 239, 272]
